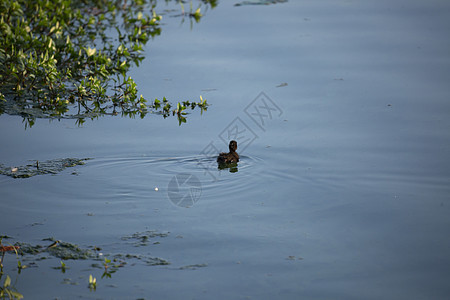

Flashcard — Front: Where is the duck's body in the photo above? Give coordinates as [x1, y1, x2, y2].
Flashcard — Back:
[217, 151, 239, 164]
[217, 140, 239, 164]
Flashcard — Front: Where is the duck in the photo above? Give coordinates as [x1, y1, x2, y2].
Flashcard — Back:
[217, 140, 239, 164]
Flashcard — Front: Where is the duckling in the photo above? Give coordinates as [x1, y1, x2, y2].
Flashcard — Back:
[217, 140, 239, 164]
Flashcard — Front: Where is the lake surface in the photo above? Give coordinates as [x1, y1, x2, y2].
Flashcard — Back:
[1, 0, 450, 299]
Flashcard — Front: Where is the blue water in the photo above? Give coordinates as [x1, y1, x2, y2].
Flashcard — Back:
[1, 0, 450, 299]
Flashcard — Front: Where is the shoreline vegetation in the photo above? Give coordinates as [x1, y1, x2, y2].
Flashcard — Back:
[0, 0, 216, 128]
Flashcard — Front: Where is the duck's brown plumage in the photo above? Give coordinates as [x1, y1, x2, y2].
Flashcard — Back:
[217, 140, 239, 164]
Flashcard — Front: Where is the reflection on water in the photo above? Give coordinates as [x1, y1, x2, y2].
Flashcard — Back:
[218, 162, 238, 173]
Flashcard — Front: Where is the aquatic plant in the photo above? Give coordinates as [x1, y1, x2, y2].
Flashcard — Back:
[178, 0, 203, 25]
[0, 0, 211, 127]
[100, 257, 126, 278]
[0, 275, 23, 300]
[0, 238, 21, 272]
[121, 230, 169, 246]
[101, 258, 113, 278]
[0, 158, 88, 179]
[0, 239, 24, 300]
[52, 261, 68, 273]
[2, 234, 171, 295]
[88, 274, 96, 291]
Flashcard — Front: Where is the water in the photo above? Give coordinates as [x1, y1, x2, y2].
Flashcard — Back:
[1, 0, 450, 299]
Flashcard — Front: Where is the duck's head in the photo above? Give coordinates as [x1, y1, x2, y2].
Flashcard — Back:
[229, 140, 238, 152]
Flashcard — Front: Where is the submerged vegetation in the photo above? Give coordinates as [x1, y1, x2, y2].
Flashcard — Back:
[0, 238, 23, 299]
[0, 158, 88, 178]
[0, 0, 215, 127]
[0, 232, 175, 296]
[0, 275, 23, 300]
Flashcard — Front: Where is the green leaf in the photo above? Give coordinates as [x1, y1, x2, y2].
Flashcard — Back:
[10, 290, 24, 299]
[4, 275, 11, 288]
[0, 0, 212, 127]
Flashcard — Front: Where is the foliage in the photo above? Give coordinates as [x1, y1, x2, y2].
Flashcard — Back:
[0, 239, 21, 271]
[0, 158, 88, 178]
[88, 274, 96, 291]
[52, 261, 68, 273]
[101, 257, 125, 278]
[0, 0, 211, 127]
[0, 238, 23, 300]
[0, 275, 23, 300]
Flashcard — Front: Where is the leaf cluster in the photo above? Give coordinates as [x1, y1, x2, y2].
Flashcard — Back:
[0, 0, 210, 127]
[0, 275, 23, 299]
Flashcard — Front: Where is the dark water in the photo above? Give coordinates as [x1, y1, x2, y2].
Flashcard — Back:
[1, 0, 450, 299]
